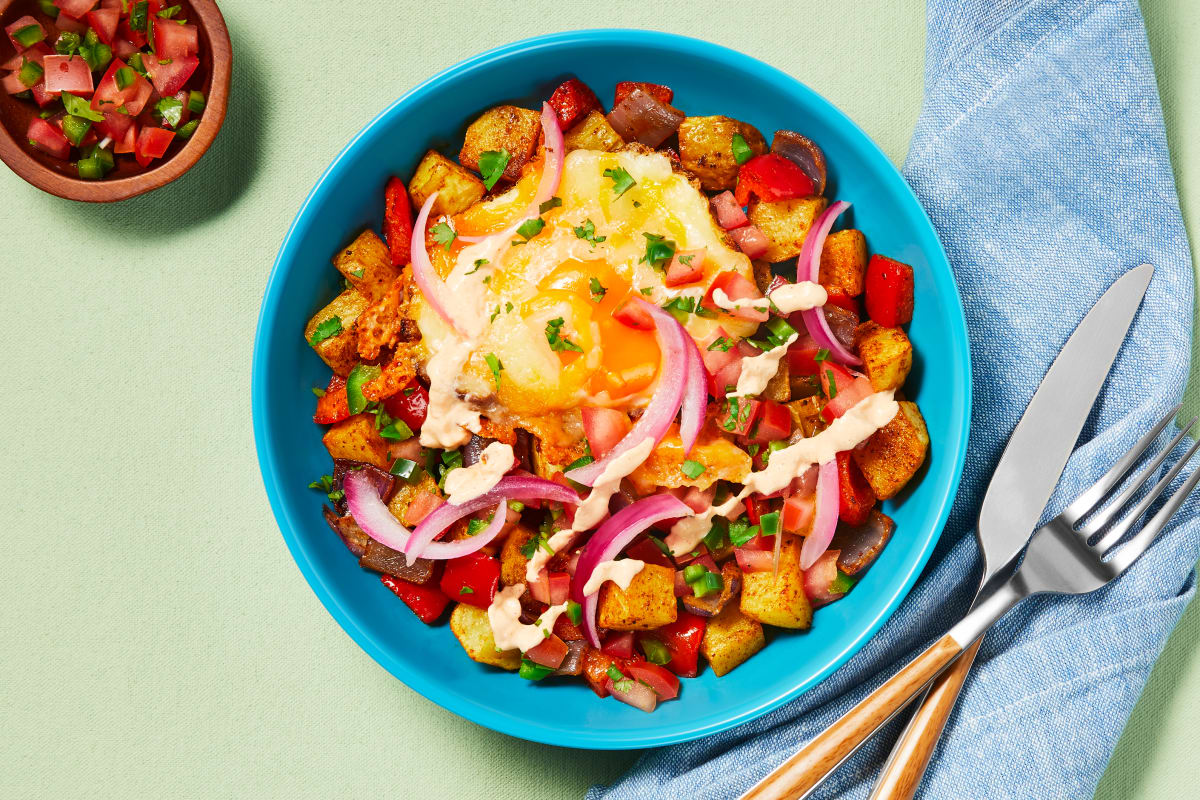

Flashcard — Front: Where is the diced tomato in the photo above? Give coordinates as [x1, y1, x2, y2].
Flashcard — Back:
[625, 536, 674, 569]
[664, 248, 706, 287]
[580, 406, 631, 458]
[701, 271, 768, 322]
[94, 108, 133, 140]
[612, 295, 654, 330]
[803, 549, 845, 604]
[1, 72, 25, 95]
[133, 124, 174, 166]
[529, 570, 570, 606]
[112, 38, 138, 58]
[313, 375, 351, 424]
[402, 489, 442, 527]
[154, 22, 198, 59]
[380, 574, 450, 624]
[55, 14, 87, 34]
[26, 117, 70, 159]
[552, 612, 585, 642]
[601, 631, 635, 659]
[438, 552, 500, 609]
[526, 634, 569, 669]
[750, 400, 792, 443]
[836, 451, 875, 525]
[718, 396, 760, 437]
[42, 54, 93, 94]
[5, 16, 45, 51]
[614, 81, 673, 106]
[382, 176, 413, 267]
[697, 326, 739, 376]
[547, 77, 601, 129]
[1, 41, 49, 71]
[710, 190, 749, 230]
[734, 153, 816, 206]
[783, 493, 816, 534]
[53, 0, 99, 20]
[824, 288, 861, 316]
[113, 121, 136, 153]
[143, 54, 197, 96]
[382, 380, 429, 430]
[707, 358, 742, 399]
[117, 18, 146, 48]
[582, 648, 640, 697]
[30, 81, 57, 107]
[85, 7, 119, 44]
[728, 225, 769, 259]
[627, 662, 680, 701]
[670, 484, 716, 514]
[652, 611, 706, 677]
[819, 362, 874, 421]
[92, 58, 152, 115]
[734, 546, 774, 573]
[787, 347, 824, 376]
[864, 255, 915, 327]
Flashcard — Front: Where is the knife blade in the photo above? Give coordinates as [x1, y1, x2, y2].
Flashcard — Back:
[976, 263, 1154, 578]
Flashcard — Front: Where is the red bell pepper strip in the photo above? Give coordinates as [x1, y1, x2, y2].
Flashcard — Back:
[313, 375, 351, 424]
[383, 177, 413, 268]
[734, 153, 816, 206]
[613, 81, 673, 106]
[438, 552, 500, 609]
[864, 255, 915, 327]
[383, 379, 429, 430]
[548, 77, 601, 129]
[823, 288, 861, 317]
[381, 574, 450, 623]
[651, 611, 706, 677]
[836, 451, 876, 525]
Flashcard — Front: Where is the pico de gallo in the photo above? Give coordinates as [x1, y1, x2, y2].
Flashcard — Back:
[302, 76, 929, 712]
[2, 0, 206, 179]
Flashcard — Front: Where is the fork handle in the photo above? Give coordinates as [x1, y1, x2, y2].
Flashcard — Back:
[739, 635, 963, 800]
[867, 637, 984, 800]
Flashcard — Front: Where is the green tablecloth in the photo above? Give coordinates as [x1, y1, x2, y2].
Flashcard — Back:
[1, 1, 1194, 797]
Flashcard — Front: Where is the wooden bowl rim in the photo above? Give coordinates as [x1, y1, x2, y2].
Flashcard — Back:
[0, 0, 232, 203]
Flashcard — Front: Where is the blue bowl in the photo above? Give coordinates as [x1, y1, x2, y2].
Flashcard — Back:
[253, 30, 971, 749]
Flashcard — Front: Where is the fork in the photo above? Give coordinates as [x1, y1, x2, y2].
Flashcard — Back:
[740, 405, 1200, 800]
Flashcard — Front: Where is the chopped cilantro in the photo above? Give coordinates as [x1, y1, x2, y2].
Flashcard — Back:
[539, 196, 563, 213]
[485, 353, 504, 388]
[545, 317, 583, 353]
[566, 600, 582, 625]
[379, 419, 415, 441]
[61, 92, 104, 122]
[573, 218, 606, 245]
[707, 336, 734, 352]
[515, 217, 545, 241]
[639, 233, 676, 271]
[826, 369, 838, 398]
[589, 277, 606, 302]
[308, 316, 342, 347]
[459, 586, 475, 595]
[678, 254, 695, 265]
[729, 517, 760, 547]
[466, 258, 488, 275]
[478, 149, 510, 190]
[430, 221, 457, 251]
[602, 166, 636, 197]
[308, 474, 344, 503]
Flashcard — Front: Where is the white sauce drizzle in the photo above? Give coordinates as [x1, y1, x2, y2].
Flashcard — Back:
[665, 390, 899, 555]
[582, 558, 646, 596]
[731, 333, 798, 397]
[420, 337, 481, 449]
[769, 281, 828, 314]
[713, 287, 769, 313]
[571, 438, 656, 533]
[443, 442, 515, 505]
[486, 584, 569, 652]
[524, 528, 577, 583]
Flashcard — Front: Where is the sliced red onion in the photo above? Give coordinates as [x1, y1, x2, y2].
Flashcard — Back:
[800, 459, 840, 569]
[796, 200, 860, 365]
[458, 102, 564, 244]
[410, 191, 457, 328]
[679, 332, 706, 455]
[344, 470, 413, 553]
[606, 88, 684, 148]
[566, 300, 689, 486]
[572, 493, 691, 647]
[402, 475, 581, 560]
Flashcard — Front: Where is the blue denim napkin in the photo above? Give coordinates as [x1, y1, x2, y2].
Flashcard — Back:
[588, 0, 1198, 797]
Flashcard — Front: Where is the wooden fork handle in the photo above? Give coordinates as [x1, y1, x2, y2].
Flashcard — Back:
[868, 637, 983, 800]
[740, 635, 963, 800]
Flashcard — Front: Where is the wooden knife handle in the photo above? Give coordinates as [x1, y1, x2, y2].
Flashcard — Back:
[868, 638, 983, 800]
[740, 635, 963, 800]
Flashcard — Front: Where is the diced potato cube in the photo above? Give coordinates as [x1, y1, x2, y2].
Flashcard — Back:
[333, 230, 399, 302]
[459, 105, 542, 182]
[563, 110, 625, 153]
[677, 115, 767, 191]
[854, 321, 913, 392]
[628, 426, 751, 494]
[450, 603, 522, 670]
[304, 289, 368, 377]
[701, 602, 766, 676]
[853, 400, 929, 499]
[763, 359, 790, 403]
[500, 525, 536, 588]
[597, 563, 678, 630]
[408, 150, 486, 217]
[747, 196, 828, 263]
[818, 229, 868, 296]
[752, 259, 774, 295]
[740, 533, 813, 629]
[322, 414, 390, 469]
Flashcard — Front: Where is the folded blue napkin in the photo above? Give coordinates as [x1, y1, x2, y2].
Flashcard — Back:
[589, 0, 1198, 797]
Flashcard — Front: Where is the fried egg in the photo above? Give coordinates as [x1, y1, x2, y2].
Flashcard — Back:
[415, 148, 759, 421]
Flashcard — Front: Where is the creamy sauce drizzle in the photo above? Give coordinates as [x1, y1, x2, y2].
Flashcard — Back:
[582, 558, 646, 596]
[713, 287, 769, 313]
[571, 438, 655, 533]
[420, 337, 481, 448]
[524, 528, 577, 583]
[665, 390, 899, 555]
[732, 334, 798, 397]
[769, 281, 828, 314]
[443, 442, 515, 505]
[486, 584, 569, 652]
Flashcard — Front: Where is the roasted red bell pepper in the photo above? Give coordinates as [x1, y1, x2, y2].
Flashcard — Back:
[383, 380, 429, 430]
[313, 375, 351, 424]
[836, 451, 876, 525]
[750, 400, 792, 443]
[614, 80, 673, 107]
[383, 177, 413, 268]
[823, 288, 861, 317]
[734, 153, 816, 206]
[438, 552, 500, 609]
[651, 611, 706, 677]
[625, 536, 675, 569]
[601, 631, 635, 659]
[553, 613, 586, 642]
[548, 77, 601, 129]
[864, 255, 914, 327]
[381, 573, 450, 623]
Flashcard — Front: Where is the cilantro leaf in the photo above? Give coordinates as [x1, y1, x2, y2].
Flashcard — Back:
[588, 277, 606, 302]
[515, 217, 545, 241]
[603, 166, 636, 197]
[545, 317, 583, 353]
[61, 91, 104, 122]
[478, 149, 510, 190]
[485, 353, 504, 388]
[573, 218, 606, 245]
[639, 232, 676, 270]
[430, 221, 457, 251]
[308, 316, 342, 347]
[539, 196, 563, 213]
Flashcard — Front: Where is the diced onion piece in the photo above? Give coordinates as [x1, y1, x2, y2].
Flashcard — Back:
[606, 676, 657, 712]
[605, 88, 683, 148]
[679, 331, 706, 456]
[799, 460, 840, 569]
[797, 201, 860, 365]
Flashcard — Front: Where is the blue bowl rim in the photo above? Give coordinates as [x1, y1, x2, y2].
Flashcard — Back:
[252, 28, 972, 750]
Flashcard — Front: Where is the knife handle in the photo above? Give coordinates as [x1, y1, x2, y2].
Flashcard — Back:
[867, 638, 983, 800]
[739, 635, 963, 800]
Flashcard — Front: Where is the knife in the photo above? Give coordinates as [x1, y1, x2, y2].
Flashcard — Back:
[866, 263, 1156, 799]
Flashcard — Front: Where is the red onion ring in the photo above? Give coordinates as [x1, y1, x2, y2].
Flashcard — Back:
[403, 475, 581, 560]
[458, 102, 565, 244]
[410, 191, 457, 328]
[796, 200, 860, 366]
[571, 493, 691, 647]
[800, 459, 840, 569]
[566, 300, 689, 486]
[679, 331, 706, 455]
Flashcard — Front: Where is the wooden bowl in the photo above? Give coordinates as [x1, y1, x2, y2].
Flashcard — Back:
[0, 0, 231, 202]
